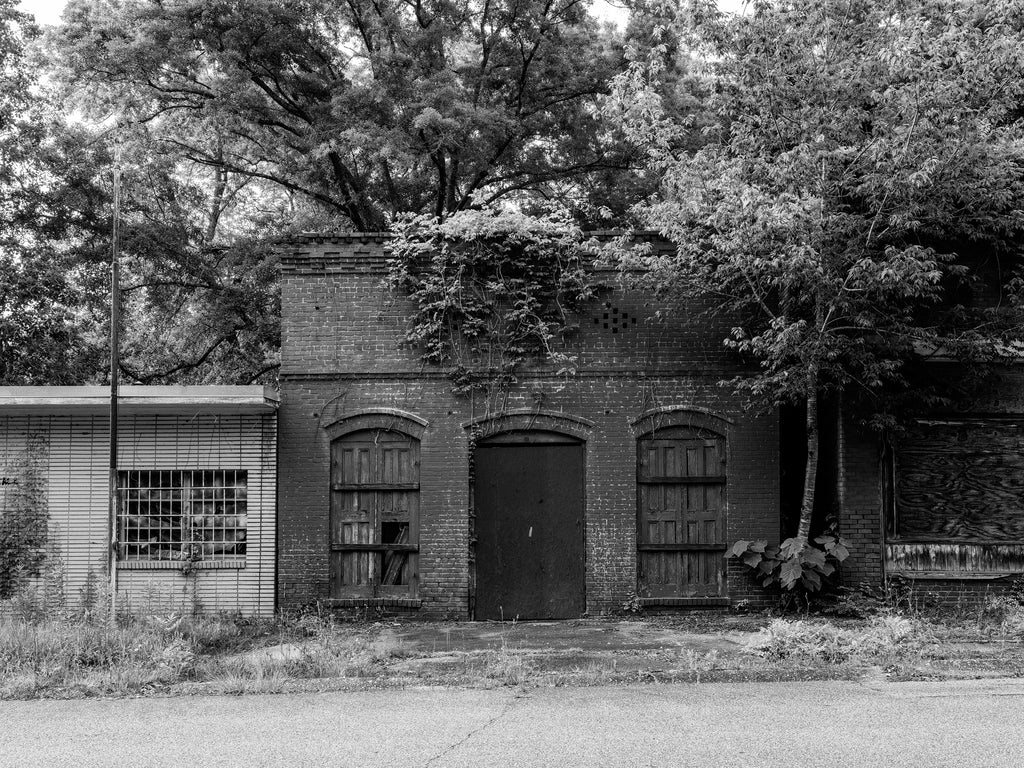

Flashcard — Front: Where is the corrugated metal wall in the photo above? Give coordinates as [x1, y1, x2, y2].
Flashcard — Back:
[0, 413, 276, 616]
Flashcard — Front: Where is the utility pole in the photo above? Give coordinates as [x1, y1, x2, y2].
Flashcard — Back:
[108, 147, 122, 623]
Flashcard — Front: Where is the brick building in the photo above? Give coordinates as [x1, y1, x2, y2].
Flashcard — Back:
[277, 234, 781, 618]
[838, 365, 1024, 605]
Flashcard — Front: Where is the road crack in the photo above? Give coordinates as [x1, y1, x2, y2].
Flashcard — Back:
[422, 692, 522, 767]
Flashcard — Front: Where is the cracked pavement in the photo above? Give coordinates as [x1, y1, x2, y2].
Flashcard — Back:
[3, 680, 1024, 767]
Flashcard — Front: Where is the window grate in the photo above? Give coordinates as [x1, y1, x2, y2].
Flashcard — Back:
[118, 470, 247, 563]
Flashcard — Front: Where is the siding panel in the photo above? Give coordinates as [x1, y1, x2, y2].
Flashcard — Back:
[0, 412, 277, 616]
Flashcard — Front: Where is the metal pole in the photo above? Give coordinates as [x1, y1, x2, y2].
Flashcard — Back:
[108, 147, 122, 623]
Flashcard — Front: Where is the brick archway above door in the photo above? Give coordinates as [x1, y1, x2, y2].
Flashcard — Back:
[323, 408, 428, 442]
[462, 409, 594, 441]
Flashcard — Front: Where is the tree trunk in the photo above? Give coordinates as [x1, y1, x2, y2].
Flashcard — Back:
[795, 371, 820, 547]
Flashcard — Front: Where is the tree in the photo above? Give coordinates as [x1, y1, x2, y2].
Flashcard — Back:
[609, 0, 1024, 581]
[53, 0, 636, 230]
[6, 0, 645, 385]
[0, 0, 109, 385]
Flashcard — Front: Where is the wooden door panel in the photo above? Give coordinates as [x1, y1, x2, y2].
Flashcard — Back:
[329, 430, 419, 599]
[638, 430, 726, 598]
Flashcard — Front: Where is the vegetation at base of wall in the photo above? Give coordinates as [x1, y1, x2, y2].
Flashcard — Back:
[745, 615, 925, 664]
[2, 594, 1024, 698]
[0, 605, 414, 699]
[388, 208, 595, 393]
[728, 534, 851, 594]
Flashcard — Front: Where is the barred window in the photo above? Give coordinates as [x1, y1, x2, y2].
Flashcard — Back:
[118, 470, 247, 563]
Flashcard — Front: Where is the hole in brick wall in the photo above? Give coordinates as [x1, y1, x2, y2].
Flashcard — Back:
[593, 302, 634, 334]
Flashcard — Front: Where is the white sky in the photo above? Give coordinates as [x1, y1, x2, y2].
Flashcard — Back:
[19, 0, 751, 28]
[18, 0, 63, 26]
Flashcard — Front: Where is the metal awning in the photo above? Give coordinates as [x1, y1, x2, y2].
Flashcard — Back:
[0, 385, 279, 415]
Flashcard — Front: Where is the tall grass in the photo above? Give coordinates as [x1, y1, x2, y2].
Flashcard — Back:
[0, 612, 251, 697]
[745, 615, 926, 664]
[0, 606, 419, 699]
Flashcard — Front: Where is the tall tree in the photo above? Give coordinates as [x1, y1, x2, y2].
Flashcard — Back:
[609, 0, 1024, 565]
[54, 0, 635, 230]
[7, 0, 644, 385]
[0, 0, 109, 385]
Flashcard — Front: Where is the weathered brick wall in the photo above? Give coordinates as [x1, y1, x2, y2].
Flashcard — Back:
[278, 235, 781, 616]
[838, 417, 884, 588]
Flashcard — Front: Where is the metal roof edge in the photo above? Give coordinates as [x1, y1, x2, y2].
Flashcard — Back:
[0, 385, 280, 413]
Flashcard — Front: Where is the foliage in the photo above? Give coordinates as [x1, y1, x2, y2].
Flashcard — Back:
[0, 0, 649, 386]
[388, 207, 593, 392]
[608, 0, 1024, 551]
[0, 2, 107, 386]
[728, 534, 850, 593]
[52, 0, 637, 230]
[0, 434, 49, 600]
[746, 615, 923, 664]
[612, 0, 1024, 415]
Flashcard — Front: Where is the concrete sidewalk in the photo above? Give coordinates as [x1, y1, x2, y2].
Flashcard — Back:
[390, 617, 752, 655]
[374, 617, 766, 681]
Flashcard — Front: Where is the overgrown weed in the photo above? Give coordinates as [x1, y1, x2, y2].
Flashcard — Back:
[746, 614, 926, 664]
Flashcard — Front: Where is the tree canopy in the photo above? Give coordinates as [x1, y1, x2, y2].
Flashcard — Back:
[0, 0, 650, 387]
[609, 0, 1024, 569]
[55, 0, 635, 230]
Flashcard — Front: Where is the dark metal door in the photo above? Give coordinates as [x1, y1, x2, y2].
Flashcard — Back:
[474, 437, 585, 620]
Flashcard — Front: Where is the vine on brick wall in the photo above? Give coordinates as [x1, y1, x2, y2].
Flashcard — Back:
[388, 208, 593, 393]
[0, 432, 50, 599]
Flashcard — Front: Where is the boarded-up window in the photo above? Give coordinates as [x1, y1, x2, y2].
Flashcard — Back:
[118, 470, 248, 563]
[330, 429, 419, 597]
[638, 426, 726, 598]
[895, 421, 1024, 542]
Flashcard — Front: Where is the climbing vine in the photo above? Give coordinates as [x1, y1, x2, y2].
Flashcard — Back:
[0, 432, 50, 599]
[388, 208, 593, 393]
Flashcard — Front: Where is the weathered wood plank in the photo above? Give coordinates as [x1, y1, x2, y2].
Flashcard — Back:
[896, 422, 1024, 542]
[885, 542, 1024, 576]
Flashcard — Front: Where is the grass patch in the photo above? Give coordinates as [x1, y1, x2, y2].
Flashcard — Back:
[2, 592, 1023, 699]
[744, 615, 926, 665]
[0, 605, 414, 699]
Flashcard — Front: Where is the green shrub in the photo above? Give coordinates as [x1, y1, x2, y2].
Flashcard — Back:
[728, 534, 850, 593]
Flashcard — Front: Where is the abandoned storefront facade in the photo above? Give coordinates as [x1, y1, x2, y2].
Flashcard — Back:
[836, 364, 1024, 603]
[277, 234, 781, 618]
[0, 386, 278, 615]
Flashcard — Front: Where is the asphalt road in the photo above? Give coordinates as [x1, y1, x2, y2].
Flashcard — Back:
[3, 679, 1024, 767]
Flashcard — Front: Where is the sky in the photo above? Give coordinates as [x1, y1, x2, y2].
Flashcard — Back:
[19, 0, 751, 28]
[18, 0, 63, 26]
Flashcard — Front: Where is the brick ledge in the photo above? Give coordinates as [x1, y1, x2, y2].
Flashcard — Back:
[639, 597, 730, 608]
[321, 598, 423, 609]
